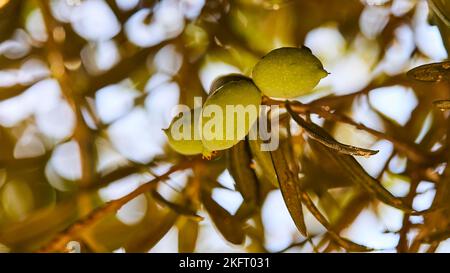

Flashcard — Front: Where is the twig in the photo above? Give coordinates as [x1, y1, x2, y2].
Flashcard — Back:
[308, 74, 412, 107]
[276, 237, 311, 253]
[409, 109, 450, 252]
[396, 172, 420, 253]
[36, 0, 97, 188]
[38, 161, 194, 253]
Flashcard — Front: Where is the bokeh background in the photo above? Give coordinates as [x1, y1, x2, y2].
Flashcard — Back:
[0, 0, 449, 253]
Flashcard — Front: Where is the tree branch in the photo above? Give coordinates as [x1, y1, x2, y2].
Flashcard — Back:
[38, 161, 194, 253]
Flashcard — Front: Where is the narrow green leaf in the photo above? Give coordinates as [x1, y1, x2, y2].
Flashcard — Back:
[286, 104, 378, 157]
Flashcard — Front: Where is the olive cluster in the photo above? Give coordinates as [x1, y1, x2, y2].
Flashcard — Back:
[165, 47, 328, 157]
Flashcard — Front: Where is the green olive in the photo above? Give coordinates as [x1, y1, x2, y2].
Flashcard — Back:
[201, 78, 262, 151]
[209, 74, 251, 95]
[165, 109, 208, 156]
[252, 47, 328, 98]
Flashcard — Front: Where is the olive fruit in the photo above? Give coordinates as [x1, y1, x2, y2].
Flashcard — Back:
[209, 73, 250, 95]
[164, 109, 208, 156]
[252, 47, 328, 98]
[201, 77, 262, 151]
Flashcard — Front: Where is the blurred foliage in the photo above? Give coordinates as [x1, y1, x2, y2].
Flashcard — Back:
[0, 0, 449, 253]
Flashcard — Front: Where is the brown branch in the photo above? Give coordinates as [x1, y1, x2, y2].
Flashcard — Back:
[409, 107, 450, 252]
[38, 161, 194, 253]
[36, 0, 97, 188]
[426, 241, 440, 253]
[396, 171, 420, 253]
[308, 74, 412, 107]
[0, 85, 31, 101]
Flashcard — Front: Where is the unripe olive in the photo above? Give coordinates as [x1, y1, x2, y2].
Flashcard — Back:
[164, 109, 208, 156]
[201, 78, 262, 151]
[209, 74, 251, 95]
[252, 47, 328, 98]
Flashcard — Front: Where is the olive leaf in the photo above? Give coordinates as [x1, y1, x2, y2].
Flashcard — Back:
[294, 182, 372, 252]
[406, 61, 450, 82]
[0, 197, 78, 252]
[271, 140, 371, 251]
[286, 103, 414, 212]
[434, 100, 450, 110]
[124, 211, 178, 253]
[326, 144, 413, 212]
[248, 138, 279, 188]
[306, 131, 414, 212]
[84, 194, 178, 253]
[317, 191, 341, 225]
[178, 217, 199, 253]
[429, 0, 450, 26]
[151, 190, 203, 221]
[299, 152, 352, 192]
[286, 103, 378, 157]
[201, 190, 245, 245]
[227, 140, 259, 214]
[270, 144, 308, 237]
